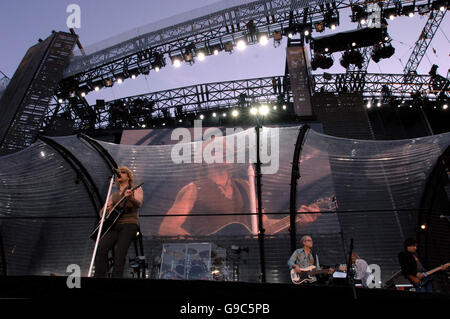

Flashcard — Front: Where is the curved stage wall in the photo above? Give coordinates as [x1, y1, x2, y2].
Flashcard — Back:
[0, 126, 449, 287]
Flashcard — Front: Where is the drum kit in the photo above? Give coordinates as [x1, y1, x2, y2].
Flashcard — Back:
[159, 243, 233, 281]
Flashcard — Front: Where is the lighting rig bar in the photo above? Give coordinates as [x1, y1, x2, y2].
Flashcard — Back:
[43, 72, 449, 132]
[60, 0, 429, 91]
[403, 5, 447, 81]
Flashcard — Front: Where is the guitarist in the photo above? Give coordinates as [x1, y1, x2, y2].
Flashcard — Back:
[398, 238, 432, 292]
[287, 235, 334, 283]
[94, 166, 144, 278]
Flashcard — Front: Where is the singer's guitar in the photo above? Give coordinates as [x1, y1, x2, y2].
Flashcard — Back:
[90, 183, 144, 241]
[408, 262, 450, 288]
[290, 265, 335, 284]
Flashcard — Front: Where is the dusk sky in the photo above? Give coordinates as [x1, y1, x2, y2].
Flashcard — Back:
[0, 0, 448, 106]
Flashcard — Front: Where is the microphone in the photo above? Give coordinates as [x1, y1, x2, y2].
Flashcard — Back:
[113, 168, 121, 178]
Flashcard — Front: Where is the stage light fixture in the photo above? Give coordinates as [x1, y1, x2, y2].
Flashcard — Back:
[402, 5, 415, 17]
[236, 37, 247, 51]
[92, 79, 103, 91]
[383, 8, 398, 20]
[432, 0, 448, 11]
[197, 50, 206, 61]
[417, 4, 431, 15]
[209, 45, 222, 56]
[371, 43, 395, 63]
[443, 104, 448, 110]
[232, 110, 239, 117]
[171, 55, 183, 67]
[311, 53, 334, 70]
[259, 104, 269, 116]
[273, 30, 282, 42]
[314, 22, 325, 32]
[250, 107, 258, 115]
[81, 92, 86, 97]
[224, 41, 233, 52]
[104, 78, 114, 87]
[258, 33, 269, 45]
[352, 5, 368, 24]
[340, 50, 364, 69]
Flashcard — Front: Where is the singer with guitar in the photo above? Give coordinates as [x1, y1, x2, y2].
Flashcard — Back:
[398, 238, 450, 292]
[288, 235, 335, 284]
[94, 166, 144, 278]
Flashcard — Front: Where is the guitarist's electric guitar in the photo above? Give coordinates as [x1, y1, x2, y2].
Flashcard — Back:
[290, 265, 335, 284]
[408, 262, 450, 288]
[90, 183, 144, 241]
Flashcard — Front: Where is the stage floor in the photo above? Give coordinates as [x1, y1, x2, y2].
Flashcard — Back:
[0, 275, 449, 314]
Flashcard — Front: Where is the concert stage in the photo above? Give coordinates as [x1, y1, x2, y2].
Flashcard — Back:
[0, 276, 448, 313]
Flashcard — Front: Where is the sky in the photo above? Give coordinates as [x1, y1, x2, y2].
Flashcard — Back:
[0, 0, 448, 105]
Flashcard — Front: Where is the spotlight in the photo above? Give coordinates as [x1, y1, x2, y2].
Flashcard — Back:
[311, 53, 334, 70]
[197, 51, 206, 61]
[224, 41, 233, 52]
[212, 112, 217, 118]
[171, 55, 183, 67]
[352, 5, 368, 24]
[383, 8, 398, 20]
[232, 110, 239, 117]
[340, 50, 364, 69]
[250, 107, 258, 115]
[259, 104, 269, 116]
[444, 104, 449, 110]
[81, 92, 86, 97]
[152, 51, 166, 71]
[209, 44, 222, 56]
[371, 43, 395, 63]
[236, 37, 247, 51]
[199, 114, 204, 120]
[432, 0, 448, 11]
[324, 10, 339, 30]
[258, 33, 269, 45]
[314, 22, 325, 32]
[402, 5, 415, 17]
[117, 78, 123, 84]
[366, 100, 372, 109]
[104, 78, 114, 87]
[284, 26, 296, 38]
[273, 30, 282, 42]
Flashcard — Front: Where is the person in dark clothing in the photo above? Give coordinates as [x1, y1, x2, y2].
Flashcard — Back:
[398, 238, 432, 292]
[94, 166, 143, 278]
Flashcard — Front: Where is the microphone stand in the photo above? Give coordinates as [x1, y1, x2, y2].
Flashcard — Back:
[346, 238, 357, 300]
[88, 173, 116, 277]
